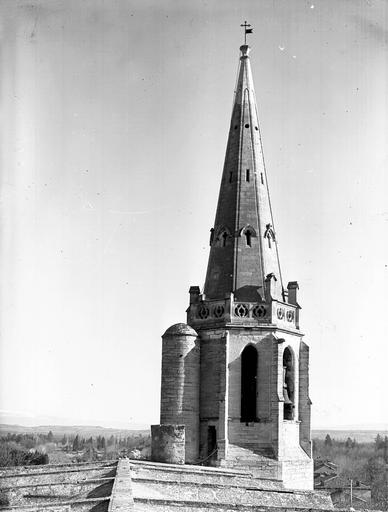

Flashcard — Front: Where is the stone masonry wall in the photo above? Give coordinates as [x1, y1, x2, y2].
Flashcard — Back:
[198, 332, 226, 460]
[299, 341, 312, 456]
[151, 425, 185, 465]
[227, 329, 277, 452]
[160, 326, 200, 463]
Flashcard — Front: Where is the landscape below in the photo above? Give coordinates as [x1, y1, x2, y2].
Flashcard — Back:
[0, 457, 336, 512]
[0, 427, 387, 510]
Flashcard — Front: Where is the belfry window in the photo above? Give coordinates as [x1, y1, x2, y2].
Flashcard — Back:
[283, 347, 295, 420]
[241, 345, 258, 422]
[245, 230, 252, 247]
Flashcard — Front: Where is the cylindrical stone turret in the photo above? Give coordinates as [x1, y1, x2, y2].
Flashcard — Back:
[160, 323, 200, 463]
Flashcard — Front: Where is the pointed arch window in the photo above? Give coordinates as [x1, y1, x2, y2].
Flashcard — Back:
[214, 226, 231, 248]
[209, 228, 214, 246]
[283, 347, 295, 420]
[239, 225, 257, 248]
[241, 345, 258, 422]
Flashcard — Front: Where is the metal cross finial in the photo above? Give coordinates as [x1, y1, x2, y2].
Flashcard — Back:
[240, 21, 253, 45]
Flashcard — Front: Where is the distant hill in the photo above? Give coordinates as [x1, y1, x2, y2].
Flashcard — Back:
[312, 429, 388, 443]
[1, 424, 386, 443]
[0, 423, 150, 438]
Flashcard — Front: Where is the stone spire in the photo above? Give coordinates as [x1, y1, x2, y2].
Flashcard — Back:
[204, 45, 283, 302]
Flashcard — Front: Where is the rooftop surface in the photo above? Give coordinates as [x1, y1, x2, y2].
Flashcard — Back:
[0, 458, 339, 512]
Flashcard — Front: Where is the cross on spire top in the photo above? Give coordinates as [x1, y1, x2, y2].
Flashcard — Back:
[240, 21, 253, 45]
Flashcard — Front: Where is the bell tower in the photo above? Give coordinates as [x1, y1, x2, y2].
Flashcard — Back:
[152, 41, 313, 491]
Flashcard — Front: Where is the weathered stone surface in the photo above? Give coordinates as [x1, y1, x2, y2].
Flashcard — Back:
[0, 460, 116, 511]
[163, 324, 197, 337]
[151, 425, 185, 465]
[203, 45, 283, 303]
[160, 324, 200, 462]
[129, 459, 332, 511]
[108, 459, 134, 512]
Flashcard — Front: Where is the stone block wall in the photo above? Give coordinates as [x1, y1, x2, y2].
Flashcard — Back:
[280, 458, 314, 490]
[299, 341, 312, 456]
[227, 329, 278, 453]
[198, 332, 226, 461]
[160, 324, 200, 462]
[151, 424, 185, 465]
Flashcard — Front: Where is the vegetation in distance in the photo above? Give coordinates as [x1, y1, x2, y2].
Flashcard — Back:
[0, 429, 151, 467]
[1, 426, 388, 510]
[314, 433, 388, 510]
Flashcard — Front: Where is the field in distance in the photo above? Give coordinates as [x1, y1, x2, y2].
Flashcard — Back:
[0, 423, 150, 438]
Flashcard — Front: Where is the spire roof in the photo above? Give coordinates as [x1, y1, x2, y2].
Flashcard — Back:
[203, 44, 283, 302]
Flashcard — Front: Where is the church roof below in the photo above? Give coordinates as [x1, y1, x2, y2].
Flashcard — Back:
[0, 458, 340, 512]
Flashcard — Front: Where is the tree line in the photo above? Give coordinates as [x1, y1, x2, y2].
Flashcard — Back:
[314, 434, 388, 510]
[0, 431, 150, 467]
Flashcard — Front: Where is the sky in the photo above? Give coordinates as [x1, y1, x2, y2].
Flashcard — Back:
[0, 0, 387, 430]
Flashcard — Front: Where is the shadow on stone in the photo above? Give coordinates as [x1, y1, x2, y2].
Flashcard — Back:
[234, 285, 263, 302]
[87, 481, 114, 499]
[89, 499, 110, 512]
[102, 469, 117, 478]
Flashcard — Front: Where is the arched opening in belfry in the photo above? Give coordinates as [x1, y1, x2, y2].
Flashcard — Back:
[283, 347, 295, 420]
[207, 426, 217, 460]
[241, 345, 258, 422]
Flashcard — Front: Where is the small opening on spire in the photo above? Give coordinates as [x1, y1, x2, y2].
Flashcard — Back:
[255, 126, 259, 131]
[245, 124, 250, 129]
[245, 230, 252, 247]
[246, 169, 250, 182]
[234, 125, 238, 130]
[229, 172, 233, 183]
[222, 232, 228, 247]
[260, 173, 264, 185]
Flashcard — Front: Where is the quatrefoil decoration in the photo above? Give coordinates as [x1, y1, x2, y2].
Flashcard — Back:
[286, 310, 294, 322]
[213, 305, 225, 318]
[253, 305, 266, 319]
[234, 304, 249, 318]
[197, 305, 210, 319]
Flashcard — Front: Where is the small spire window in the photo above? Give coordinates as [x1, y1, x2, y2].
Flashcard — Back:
[222, 232, 228, 247]
[260, 173, 264, 185]
[246, 169, 250, 182]
[240, 225, 256, 247]
[229, 172, 233, 183]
